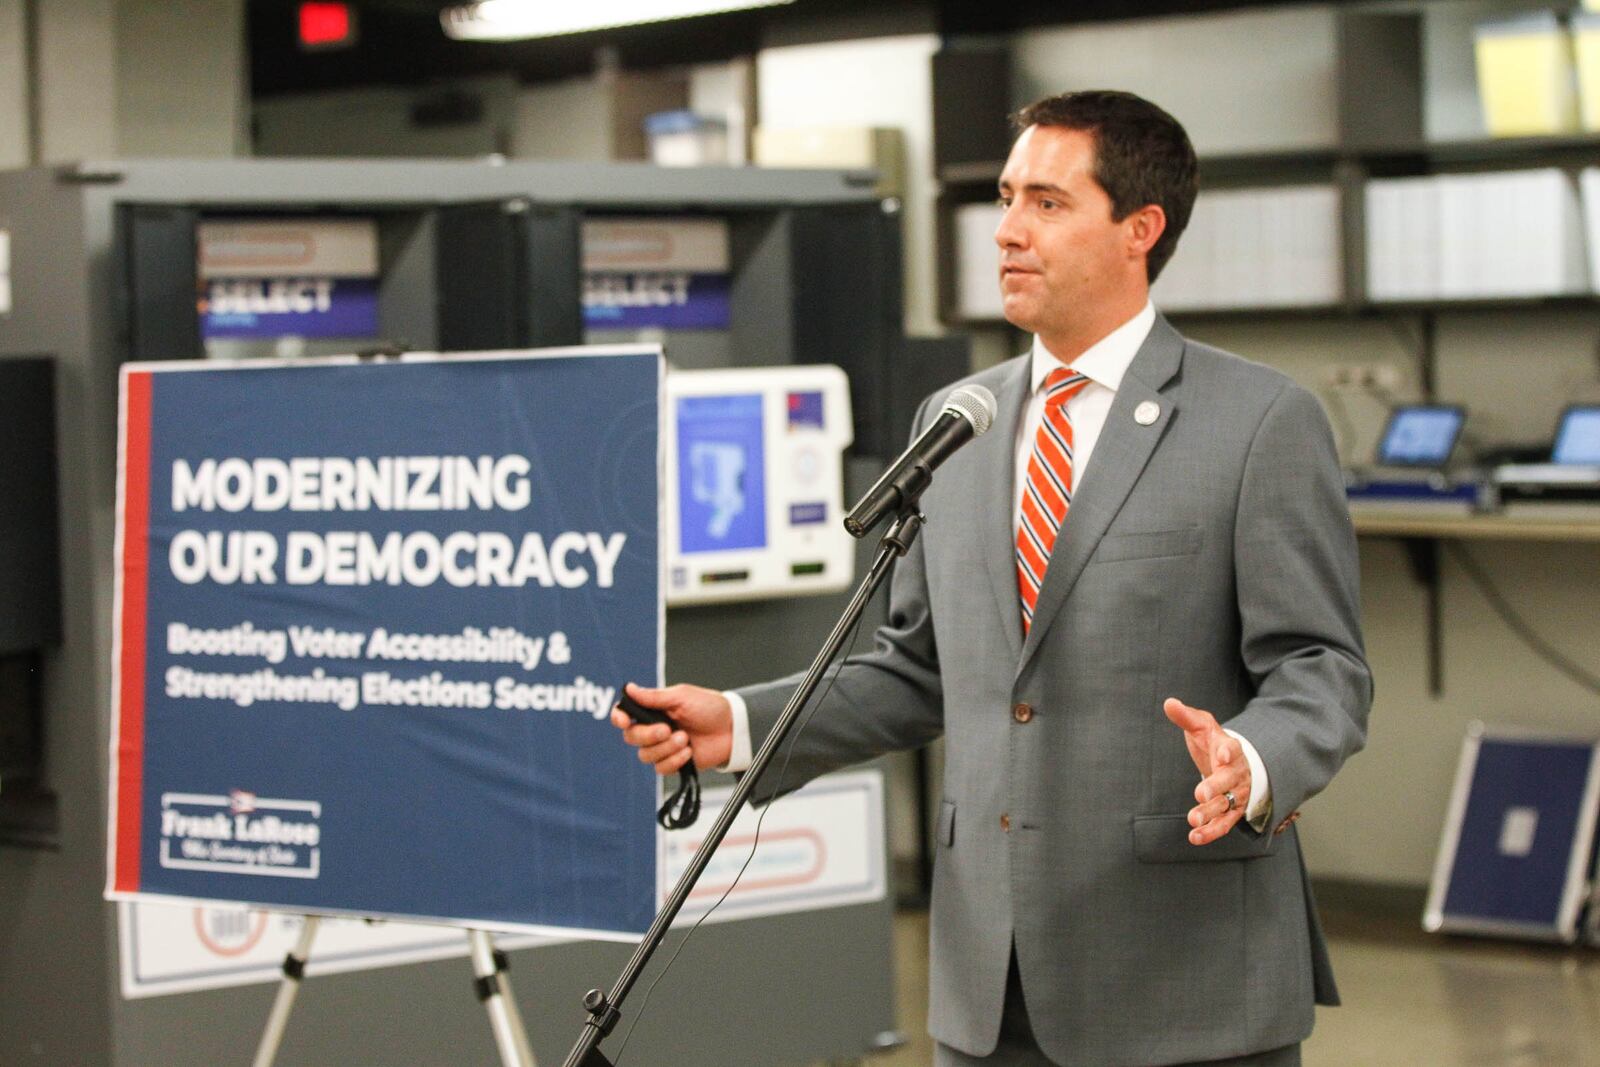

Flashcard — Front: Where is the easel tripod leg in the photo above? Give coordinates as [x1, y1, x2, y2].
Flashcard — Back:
[470, 929, 537, 1066]
[252, 915, 321, 1067]
[493, 946, 538, 1065]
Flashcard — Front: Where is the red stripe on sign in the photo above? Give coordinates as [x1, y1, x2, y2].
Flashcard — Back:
[114, 372, 153, 894]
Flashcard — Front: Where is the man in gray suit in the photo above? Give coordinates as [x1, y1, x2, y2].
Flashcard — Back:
[613, 90, 1371, 1067]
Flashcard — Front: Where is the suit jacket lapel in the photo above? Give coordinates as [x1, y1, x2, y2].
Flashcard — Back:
[1017, 316, 1186, 672]
[975, 357, 1031, 666]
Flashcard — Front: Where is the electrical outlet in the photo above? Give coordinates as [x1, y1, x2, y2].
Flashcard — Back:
[1321, 362, 1402, 391]
[1368, 364, 1402, 391]
[1321, 363, 1364, 388]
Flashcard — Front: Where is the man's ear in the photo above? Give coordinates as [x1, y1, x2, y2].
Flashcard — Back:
[1125, 204, 1167, 262]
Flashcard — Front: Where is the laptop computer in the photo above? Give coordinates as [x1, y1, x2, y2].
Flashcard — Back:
[1495, 405, 1600, 504]
[1347, 404, 1478, 509]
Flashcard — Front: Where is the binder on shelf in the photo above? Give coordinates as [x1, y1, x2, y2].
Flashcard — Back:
[1367, 169, 1588, 302]
[953, 201, 1004, 321]
[1581, 169, 1600, 293]
[1365, 176, 1440, 302]
[956, 184, 1343, 320]
[754, 126, 906, 197]
[1152, 185, 1342, 311]
[1474, 13, 1580, 137]
[1577, 15, 1600, 132]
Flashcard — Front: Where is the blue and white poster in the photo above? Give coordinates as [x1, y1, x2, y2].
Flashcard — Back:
[109, 347, 664, 939]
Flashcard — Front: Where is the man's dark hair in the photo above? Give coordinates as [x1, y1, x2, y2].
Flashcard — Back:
[1012, 90, 1198, 283]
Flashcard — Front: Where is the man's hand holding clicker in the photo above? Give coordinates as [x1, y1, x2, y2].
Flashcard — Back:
[609, 682, 735, 774]
[1162, 697, 1252, 846]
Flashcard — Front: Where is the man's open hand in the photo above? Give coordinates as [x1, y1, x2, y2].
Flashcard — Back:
[1162, 697, 1252, 846]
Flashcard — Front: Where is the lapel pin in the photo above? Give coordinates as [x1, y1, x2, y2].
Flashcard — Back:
[1135, 401, 1160, 426]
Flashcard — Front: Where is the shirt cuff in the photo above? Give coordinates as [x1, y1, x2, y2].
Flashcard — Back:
[722, 690, 753, 773]
[1223, 728, 1272, 832]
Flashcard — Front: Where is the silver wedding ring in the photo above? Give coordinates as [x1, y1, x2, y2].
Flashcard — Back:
[1224, 790, 1237, 812]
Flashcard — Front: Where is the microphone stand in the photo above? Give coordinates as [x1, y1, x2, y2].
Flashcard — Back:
[560, 505, 926, 1067]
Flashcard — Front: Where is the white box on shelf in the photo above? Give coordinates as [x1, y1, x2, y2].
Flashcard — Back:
[1151, 193, 1212, 310]
[1153, 185, 1341, 310]
[754, 126, 905, 196]
[1581, 169, 1600, 293]
[953, 201, 1005, 321]
[1437, 169, 1586, 299]
[1366, 176, 1440, 302]
[1216, 190, 1258, 306]
[1367, 171, 1585, 302]
[644, 110, 730, 166]
[1266, 185, 1343, 306]
[1436, 174, 1489, 298]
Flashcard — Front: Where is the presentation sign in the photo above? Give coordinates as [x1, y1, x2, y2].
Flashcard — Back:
[108, 347, 664, 938]
[119, 903, 561, 1000]
[118, 769, 886, 998]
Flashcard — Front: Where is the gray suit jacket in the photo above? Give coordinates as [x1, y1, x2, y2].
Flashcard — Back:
[738, 315, 1371, 1067]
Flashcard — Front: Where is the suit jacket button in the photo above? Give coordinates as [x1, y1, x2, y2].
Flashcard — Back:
[1000, 813, 1011, 832]
[1012, 702, 1033, 724]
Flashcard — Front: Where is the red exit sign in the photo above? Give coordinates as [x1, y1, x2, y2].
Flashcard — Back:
[298, 2, 358, 50]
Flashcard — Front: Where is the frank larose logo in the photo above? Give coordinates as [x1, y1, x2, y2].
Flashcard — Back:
[159, 791, 322, 879]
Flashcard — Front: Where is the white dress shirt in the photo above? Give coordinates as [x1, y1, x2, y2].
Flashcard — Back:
[721, 301, 1272, 830]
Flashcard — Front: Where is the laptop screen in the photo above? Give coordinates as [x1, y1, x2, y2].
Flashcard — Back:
[1377, 405, 1466, 467]
[1551, 406, 1600, 466]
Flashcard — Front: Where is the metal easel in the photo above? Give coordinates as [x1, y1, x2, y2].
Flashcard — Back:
[251, 916, 538, 1067]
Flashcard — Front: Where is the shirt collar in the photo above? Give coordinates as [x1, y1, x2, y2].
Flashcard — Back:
[1029, 300, 1156, 396]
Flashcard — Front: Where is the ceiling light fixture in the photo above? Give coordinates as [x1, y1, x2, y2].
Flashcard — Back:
[440, 0, 796, 42]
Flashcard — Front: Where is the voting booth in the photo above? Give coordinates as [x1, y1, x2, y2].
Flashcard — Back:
[666, 367, 856, 605]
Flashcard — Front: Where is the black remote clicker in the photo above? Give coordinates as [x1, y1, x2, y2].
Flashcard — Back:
[617, 687, 700, 830]
[617, 689, 674, 729]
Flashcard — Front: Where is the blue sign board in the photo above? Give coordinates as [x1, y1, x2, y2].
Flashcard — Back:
[110, 348, 664, 938]
[1427, 729, 1600, 942]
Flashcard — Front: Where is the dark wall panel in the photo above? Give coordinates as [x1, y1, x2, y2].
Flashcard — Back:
[0, 358, 61, 652]
[788, 203, 903, 459]
[119, 206, 203, 363]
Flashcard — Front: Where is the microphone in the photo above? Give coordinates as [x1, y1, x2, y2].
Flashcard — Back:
[844, 385, 996, 538]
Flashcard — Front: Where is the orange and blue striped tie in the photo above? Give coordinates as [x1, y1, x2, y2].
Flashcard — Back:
[1017, 367, 1092, 633]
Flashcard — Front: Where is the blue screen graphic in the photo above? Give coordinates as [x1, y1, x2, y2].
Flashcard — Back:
[1552, 408, 1600, 465]
[677, 394, 766, 555]
[1379, 407, 1464, 466]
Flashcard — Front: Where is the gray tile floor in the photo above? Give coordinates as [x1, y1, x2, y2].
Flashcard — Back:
[816, 907, 1600, 1066]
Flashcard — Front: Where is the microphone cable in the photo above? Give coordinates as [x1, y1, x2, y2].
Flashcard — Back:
[610, 603, 877, 1063]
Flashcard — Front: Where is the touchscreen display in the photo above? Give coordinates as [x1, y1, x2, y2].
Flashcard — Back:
[1377, 406, 1465, 466]
[1552, 407, 1600, 465]
[676, 393, 767, 554]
